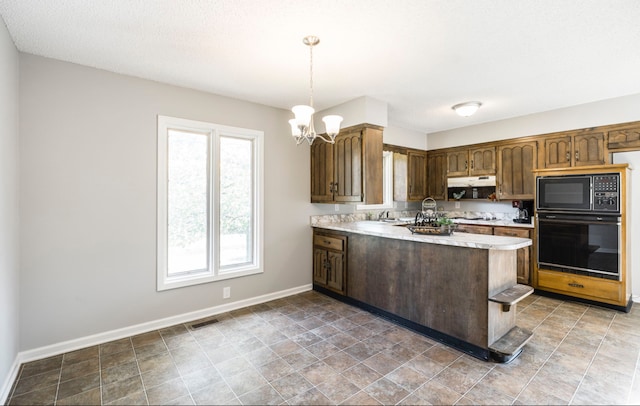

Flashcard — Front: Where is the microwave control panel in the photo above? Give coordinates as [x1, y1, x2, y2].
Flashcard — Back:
[593, 174, 620, 212]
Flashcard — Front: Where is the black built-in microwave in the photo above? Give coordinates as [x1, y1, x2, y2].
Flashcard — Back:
[536, 173, 620, 214]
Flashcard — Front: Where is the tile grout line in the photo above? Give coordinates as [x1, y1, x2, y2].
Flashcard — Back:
[129, 336, 151, 406]
[510, 297, 589, 404]
[626, 312, 640, 405]
[567, 309, 616, 405]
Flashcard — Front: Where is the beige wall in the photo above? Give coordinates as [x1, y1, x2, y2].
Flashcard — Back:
[427, 95, 640, 300]
[0, 16, 20, 400]
[18, 54, 314, 350]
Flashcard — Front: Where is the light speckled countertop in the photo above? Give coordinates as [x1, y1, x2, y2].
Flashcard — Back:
[313, 221, 532, 251]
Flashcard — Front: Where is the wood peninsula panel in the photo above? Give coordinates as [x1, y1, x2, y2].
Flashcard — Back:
[346, 233, 516, 349]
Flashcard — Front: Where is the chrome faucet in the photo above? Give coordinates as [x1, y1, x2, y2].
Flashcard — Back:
[378, 210, 389, 220]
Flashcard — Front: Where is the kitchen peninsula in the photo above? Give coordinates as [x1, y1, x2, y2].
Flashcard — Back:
[312, 219, 533, 362]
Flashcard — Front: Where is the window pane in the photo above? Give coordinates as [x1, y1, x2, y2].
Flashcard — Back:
[219, 136, 254, 268]
[167, 130, 209, 275]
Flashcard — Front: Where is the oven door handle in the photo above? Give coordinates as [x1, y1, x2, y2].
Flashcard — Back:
[538, 218, 620, 226]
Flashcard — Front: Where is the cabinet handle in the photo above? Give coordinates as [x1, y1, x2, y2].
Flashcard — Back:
[470, 160, 474, 169]
[566, 152, 570, 162]
[568, 282, 584, 288]
[465, 160, 468, 170]
[575, 151, 579, 161]
[329, 182, 333, 193]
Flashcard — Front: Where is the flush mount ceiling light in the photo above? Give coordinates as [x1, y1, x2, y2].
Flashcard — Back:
[452, 101, 482, 117]
[288, 36, 343, 145]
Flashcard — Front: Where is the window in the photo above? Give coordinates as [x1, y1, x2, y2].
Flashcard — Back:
[357, 150, 394, 210]
[157, 115, 263, 291]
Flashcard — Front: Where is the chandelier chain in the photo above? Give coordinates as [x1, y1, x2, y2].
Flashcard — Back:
[309, 42, 314, 108]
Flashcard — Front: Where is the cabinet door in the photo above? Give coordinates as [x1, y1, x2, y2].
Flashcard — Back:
[408, 150, 428, 200]
[447, 150, 469, 177]
[497, 142, 537, 200]
[544, 135, 572, 168]
[334, 131, 363, 202]
[494, 227, 531, 285]
[469, 147, 496, 175]
[393, 152, 408, 202]
[326, 251, 345, 293]
[608, 126, 640, 151]
[456, 224, 493, 235]
[313, 248, 328, 285]
[310, 141, 334, 203]
[574, 132, 606, 167]
[427, 152, 446, 200]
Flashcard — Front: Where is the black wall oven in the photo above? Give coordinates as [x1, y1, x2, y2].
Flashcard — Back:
[537, 213, 621, 280]
[536, 172, 622, 281]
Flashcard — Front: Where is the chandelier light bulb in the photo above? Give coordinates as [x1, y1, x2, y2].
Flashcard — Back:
[322, 115, 344, 137]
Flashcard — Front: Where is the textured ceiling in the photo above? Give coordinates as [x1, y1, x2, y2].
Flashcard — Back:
[1, 0, 640, 133]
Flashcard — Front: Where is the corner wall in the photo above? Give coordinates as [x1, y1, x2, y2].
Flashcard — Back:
[0, 15, 20, 400]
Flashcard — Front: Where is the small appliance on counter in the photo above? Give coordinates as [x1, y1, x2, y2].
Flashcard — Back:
[513, 200, 533, 224]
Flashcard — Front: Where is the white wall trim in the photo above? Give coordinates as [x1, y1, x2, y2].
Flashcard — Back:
[1, 284, 312, 403]
[0, 358, 21, 405]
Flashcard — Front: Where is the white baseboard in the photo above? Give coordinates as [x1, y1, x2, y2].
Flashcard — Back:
[0, 358, 21, 406]
[1, 284, 312, 404]
[632, 294, 640, 303]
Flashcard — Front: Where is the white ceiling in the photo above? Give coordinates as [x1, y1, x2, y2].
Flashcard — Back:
[1, 0, 640, 133]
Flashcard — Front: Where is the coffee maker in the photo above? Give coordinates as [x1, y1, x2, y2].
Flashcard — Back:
[513, 200, 534, 224]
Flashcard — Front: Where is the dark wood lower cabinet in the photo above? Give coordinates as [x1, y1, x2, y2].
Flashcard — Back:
[312, 231, 347, 295]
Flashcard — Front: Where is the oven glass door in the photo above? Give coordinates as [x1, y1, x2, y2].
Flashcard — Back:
[537, 176, 591, 211]
[537, 214, 620, 279]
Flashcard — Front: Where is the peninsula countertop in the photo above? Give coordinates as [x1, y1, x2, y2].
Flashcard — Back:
[313, 220, 532, 250]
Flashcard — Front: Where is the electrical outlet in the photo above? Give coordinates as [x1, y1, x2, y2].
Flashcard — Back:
[455, 201, 461, 209]
[334, 204, 339, 211]
[223, 287, 230, 299]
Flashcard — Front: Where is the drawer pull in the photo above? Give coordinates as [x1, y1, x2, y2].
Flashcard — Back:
[568, 283, 584, 288]
[324, 240, 332, 245]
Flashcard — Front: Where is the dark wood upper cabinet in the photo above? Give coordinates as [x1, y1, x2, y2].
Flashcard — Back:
[608, 125, 640, 151]
[543, 132, 607, 168]
[310, 124, 383, 204]
[447, 147, 496, 177]
[392, 147, 428, 202]
[426, 152, 446, 200]
[497, 141, 537, 200]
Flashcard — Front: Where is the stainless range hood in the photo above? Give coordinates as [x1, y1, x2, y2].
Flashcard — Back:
[447, 175, 497, 188]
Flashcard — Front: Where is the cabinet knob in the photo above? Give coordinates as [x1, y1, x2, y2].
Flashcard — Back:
[566, 152, 570, 162]
[575, 151, 579, 161]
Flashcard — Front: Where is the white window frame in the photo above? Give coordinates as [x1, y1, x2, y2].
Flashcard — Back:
[357, 150, 394, 210]
[157, 115, 264, 291]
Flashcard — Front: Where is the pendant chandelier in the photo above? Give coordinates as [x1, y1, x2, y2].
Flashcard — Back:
[288, 36, 343, 145]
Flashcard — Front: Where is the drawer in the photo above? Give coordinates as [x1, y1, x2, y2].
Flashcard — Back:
[537, 270, 622, 302]
[456, 224, 493, 235]
[494, 227, 530, 238]
[314, 234, 345, 251]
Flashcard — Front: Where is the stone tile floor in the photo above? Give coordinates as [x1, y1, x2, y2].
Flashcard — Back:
[6, 291, 640, 405]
